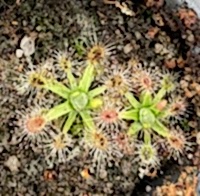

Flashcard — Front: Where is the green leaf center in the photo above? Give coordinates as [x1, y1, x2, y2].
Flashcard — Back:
[70, 90, 89, 111]
[139, 108, 155, 129]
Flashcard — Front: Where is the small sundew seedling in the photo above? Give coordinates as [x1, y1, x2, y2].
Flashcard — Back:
[101, 65, 132, 96]
[135, 141, 160, 179]
[12, 59, 54, 96]
[120, 88, 171, 143]
[14, 106, 50, 143]
[32, 63, 106, 134]
[132, 64, 161, 94]
[112, 132, 134, 155]
[83, 128, 122, 173]
[43, 131, 79, 164]
[28, 71, 47, 88]
[135, 142, 160, 168]
[14, 68, 38, 95]
[160, 70, 179, 93]
[87, 44, 106, 65]
[167, 96, 189, 122]
[85, 32, 116, 66]
[165, 128, 194, 160]
[51, 48, 84, 80]
[83, 31, 116, 77]
[92, 101, 126, 130]
[84, 128, 110, 172]
[52, 46, 75, 71]
[25, 115, 46, 133]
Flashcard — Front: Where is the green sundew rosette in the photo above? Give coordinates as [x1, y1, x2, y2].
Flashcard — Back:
[120, 88, 171, 144]
[33, 62, 106, 134]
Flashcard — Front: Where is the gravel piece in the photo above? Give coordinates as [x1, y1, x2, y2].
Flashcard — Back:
[20, 35, 35, 56]
[145, 185, 152, 192]
[123, 43, 133, 54]
[4, 156, 20, 173]
[16, 49, 24, 58]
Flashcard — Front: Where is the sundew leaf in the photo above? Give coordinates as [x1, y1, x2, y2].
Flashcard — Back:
[152, 119, 169, 138]
[79, 64, 94, 92]
[80, 110, 95, 130]
[88, 86, 107, 98]
[140, 91, 152, 106]
[70, 91, 89, 111]
[119, 109, 139, 121]
[139, 108, 155, 128]
[45, 101, 72, 121]
[153, 88, 166, 104]
[71, 123, 84, 135]
[127, 122, 142, 136]
[144, 131, 151, 145]
[150, 106, 161, 116]
[156, 109, 170, 119]
[125, 92, 141, 109]
[67, 69, 77, 89]
[63, 111, 77, 134]
[44, 79, 70, 99]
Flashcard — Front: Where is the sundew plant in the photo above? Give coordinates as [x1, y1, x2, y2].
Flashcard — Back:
[30, 62, 106, 133]
[7, 28, 194, 182]
[120, 88, 170, 143]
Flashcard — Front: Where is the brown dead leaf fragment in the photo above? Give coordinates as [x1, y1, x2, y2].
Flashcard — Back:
[146, 168, 158, 178]
[80, 168, 92, 180]
[153, 13, 164, 26]
[146, 0, 164, 8]
[43, 170, 57, 181]
[153, 166, 198, 196]
[147, 27, 159, 39]
[16, 0, 21, 5]
[165, 55, 188, 69]
[103, 0, 135, 16]
[164, 58, 176, 69]
[178, 8, 197, 28]
[177, 56, 187, 68]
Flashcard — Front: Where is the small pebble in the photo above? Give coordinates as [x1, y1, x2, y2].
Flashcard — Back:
[36, 25, 42, 32]
[197, 132, 200, 145]
[11, 21, 18, 25]
[4, 155, 20, 173]
[90, 0, 97, 6]
[155, 43, 163, 54]
[115, 29, 121, 36]
[145, 185, 152, 192]
[135, 31, 142, 40]
[20, 35, 35, 56]
[165, 58, 176, 69]
[123, 43, 133, 54]
[22, 20, 28, 27]
[99, 170, 107, 179]
[128, 20, 134, 28]
[187, 34, 195, 42]
[0, 146, 3, 153]
[16, 49, 24, 58]
[187, 153, 193, 159]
